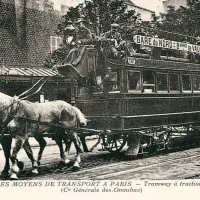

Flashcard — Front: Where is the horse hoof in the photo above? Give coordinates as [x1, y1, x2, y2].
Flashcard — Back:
[17, 161, 24, 171]
[32, 169, 39, 174]
[72, 166, 80, 172]
[10, 173, 18, 180]
[64, 159, 71, 165]
[11, 165, 20, 174]
[1, 171, 9, 179]
[59, 161, 65, 165]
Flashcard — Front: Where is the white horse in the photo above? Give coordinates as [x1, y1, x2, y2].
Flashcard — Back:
[8, 99, 87, 179]
[0, 92, 37, 177]
[0, 92, 61, 178]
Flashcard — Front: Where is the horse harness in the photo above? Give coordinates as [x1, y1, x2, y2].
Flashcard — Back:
[0, 99, 19, 138]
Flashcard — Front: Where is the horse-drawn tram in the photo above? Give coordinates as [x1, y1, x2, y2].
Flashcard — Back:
[57, 34, 200, 156]
[2, 32, 200, 179]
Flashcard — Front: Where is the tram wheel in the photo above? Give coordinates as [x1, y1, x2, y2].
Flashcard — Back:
[102, 134, 127, 153]
[165, 135, 173, 152]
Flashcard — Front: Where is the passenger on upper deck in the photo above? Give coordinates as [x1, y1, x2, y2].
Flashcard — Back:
[63, 21, 76, 46]
[75, 18, 93, 45]
[44, 21, 77, 67]
[102, 23, 125, 58]
[51, 22, 76, 65]
[62, 18, 93, 66]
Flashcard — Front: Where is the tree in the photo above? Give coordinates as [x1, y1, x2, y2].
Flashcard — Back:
[64, 0, 140, 35]
[155, 0, 200, 43]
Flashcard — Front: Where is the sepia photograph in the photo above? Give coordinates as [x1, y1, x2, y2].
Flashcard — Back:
[1, 0, 200, 191]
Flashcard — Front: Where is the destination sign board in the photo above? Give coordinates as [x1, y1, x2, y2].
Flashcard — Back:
[133, 35, 200, 53]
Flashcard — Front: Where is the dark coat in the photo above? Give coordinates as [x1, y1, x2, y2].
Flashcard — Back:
[76, 26, 93, 45]
[102, 30, 122, 45]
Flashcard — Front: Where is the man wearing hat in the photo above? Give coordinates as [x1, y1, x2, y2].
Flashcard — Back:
[75, 18, 93, 45]
[62, 18, 93, 65]
[63, 21, 76, 46]
[48, 21, 77, 66]
[102, 23, 124, 58]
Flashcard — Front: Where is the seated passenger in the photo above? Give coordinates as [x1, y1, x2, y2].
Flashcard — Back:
[63, 21, 76, 47]
[44, 22, 76, 67]
[75, 18, 93, 45]
[102, 23, 125, 58]
[62, 18, 93, 66]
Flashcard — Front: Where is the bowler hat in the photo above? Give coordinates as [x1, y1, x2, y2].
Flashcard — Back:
[76, 18, 85, 24]
[64, 24, 75, 32]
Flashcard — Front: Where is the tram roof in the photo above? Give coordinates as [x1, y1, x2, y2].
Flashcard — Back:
[106, 57, 200, 72]
[0, 66, 62, 77]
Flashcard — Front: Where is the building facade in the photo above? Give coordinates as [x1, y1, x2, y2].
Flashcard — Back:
[0, 0, 62, 67]
[124, 0, 155, 21]
[162, 0, 187, 13]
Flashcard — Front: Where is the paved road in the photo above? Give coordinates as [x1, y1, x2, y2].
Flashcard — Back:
[1, 137, 200, 180]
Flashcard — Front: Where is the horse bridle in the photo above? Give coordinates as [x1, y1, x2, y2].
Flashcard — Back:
[10, 98, 20, 117]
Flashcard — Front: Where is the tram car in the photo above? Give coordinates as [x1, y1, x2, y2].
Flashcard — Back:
[57, 34, 200, 156]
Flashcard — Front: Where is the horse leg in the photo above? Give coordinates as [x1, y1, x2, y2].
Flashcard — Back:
[54, 134, 70, 164]
[0, 135, 12, 177]
[73, 149, 81, 171]
[10, 136, 25, 180]
[23, 140, 38, 174]
[62, 133, 73, 164]
[67, 131, 82, 171]
[34, 135, 47, 166]
[63, 135, 72, 153]
[79, 136, 89, 152]
[90, 135, 101, 152]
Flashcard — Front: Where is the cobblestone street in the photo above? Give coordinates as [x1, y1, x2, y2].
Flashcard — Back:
[1, 138, 200, 180]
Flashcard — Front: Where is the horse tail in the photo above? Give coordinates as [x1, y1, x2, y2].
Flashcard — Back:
[73, 106, 87, 126]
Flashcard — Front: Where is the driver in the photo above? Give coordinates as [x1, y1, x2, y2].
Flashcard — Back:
[75, 18, 93, 45]
[62, 18, 93, 65]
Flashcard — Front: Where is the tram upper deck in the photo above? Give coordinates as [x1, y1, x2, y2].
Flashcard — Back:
[58, 35, 200, 96]
[61, 36, 200, 130]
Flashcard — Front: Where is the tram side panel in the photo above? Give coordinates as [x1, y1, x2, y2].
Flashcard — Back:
[123, 95, 200, 130]
[124, 96, 169, 129]
[77, 90, 200, 131]
[77, 99, 122, 130]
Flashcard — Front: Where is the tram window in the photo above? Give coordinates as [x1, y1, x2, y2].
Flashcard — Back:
[193, 75, 200, 91]
[103, 69, 120, 93]
[143, 70, 155, 92]
[127, 71, 141, 91]
[182, 74, 191, 91]
[157, 73, 168, 91]
[169, 74, 179, 91]
[143, 70, 155, 84]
